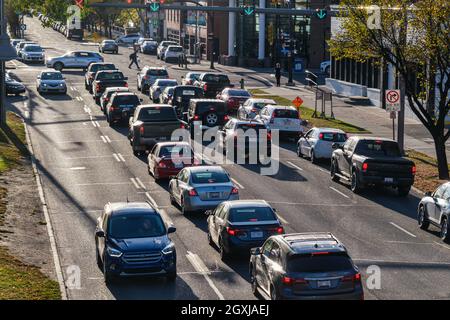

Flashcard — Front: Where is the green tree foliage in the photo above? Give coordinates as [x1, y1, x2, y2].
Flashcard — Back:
[329, 0, 450, 179]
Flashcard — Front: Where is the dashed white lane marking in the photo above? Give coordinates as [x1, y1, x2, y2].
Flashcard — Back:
[230, 178, 245, 189]
[130, 178, 140, 189]
[145, 192, 158, 208]
[75, 96, 83, 101]
[287, 161, 303, 171]
[69, 167, 86, 171]
[95, 121, 101, 127]
[100, 136, 107, 143]
[329, 186, 350, 199]
[389, 222, 417, 238]
[135, 177, 146, 189]
[104, 135, 111, 143]
[74, 182, 131, 186]
[84, 105, 91, 114]
[433, 241, 450, 250]
[117, 153, 126, 162]
[112, 153, 121, 162]
[186, 251, 225, 300]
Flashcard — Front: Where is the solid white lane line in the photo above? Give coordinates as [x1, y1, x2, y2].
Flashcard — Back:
[69, 167, 86, 171]
[268, 201, 376, 207]
[353, 258, 450, 266]
[329, 186, 350, 199]
[95, 121, 100, 127]
[74, 182, 131, 186]
[287, 161, 303, 171]
[104, 135, 111, 143]
[230, 178, 245, 189]
[117, 153, 126, 162]
[135, 177, 146, 189]
[130, 178, 140, 190]
[145, 192, 158, 208]
[112, 153, 121, 162]
[186, 251, 225, 300]
[389, 222, 417, 238]
[433, 241, 450, 250]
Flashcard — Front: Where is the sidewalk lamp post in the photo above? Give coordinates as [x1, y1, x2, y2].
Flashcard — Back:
[0, 0, 19, 128]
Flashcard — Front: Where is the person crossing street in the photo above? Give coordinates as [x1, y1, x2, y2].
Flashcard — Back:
[128, 49, 140, 70]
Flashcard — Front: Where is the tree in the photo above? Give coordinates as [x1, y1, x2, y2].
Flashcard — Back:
[328, 0, 450, 179]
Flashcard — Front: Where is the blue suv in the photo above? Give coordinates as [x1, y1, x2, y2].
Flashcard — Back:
[95, 202, 177, 284]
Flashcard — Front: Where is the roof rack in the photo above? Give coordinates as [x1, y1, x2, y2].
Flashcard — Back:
[281, 232, 339, 245]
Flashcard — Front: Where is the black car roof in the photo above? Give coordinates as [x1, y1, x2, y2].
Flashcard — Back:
[107, 202, 158, 217]
[275, 232, 347, 255]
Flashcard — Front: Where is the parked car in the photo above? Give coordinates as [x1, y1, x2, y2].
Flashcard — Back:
[255, 105, 305, 140]
[297, 128, 347, 163]
[137, 66, 169, 93]
[186, 99, 229, 137]
[115, 33, 141, 44]
[163, 45, 184, 63]
[330, 136, 416, 196]
[157, 41, 177, 59]
[181, 72, 202, 86]
[206, 200, 284, 260]
[84, 62, 116, 92]
[46, 51, 103, 71]
[160, 86, 175, 104]
[238, 98, 277, 120]
[218, 119, 271, 162]
[128, 104, 186, 155]
[19, 44, 45, 63]
[149, 79, 178, 103]
[5, 73, 25, 96]
[171, 85, 204, 119]
[148, 142, 199, 181]
[16, 41, 36, 57]
[98, 40, 119, 54]
[216, 88, 252, 113]
[92, 70, 128, 104]
[249, 232, 364, 300]
[100, 87, 130, 113]
[105, 92, 142, 126]
[10, 39, 24, 48]
[95, 202, 177, 284]
[140, 40, 158, 54]
[194, 73, 233, 98]
[136, 37, 153, 46]
[36, 70, 67, 94]
[169, 166, 239, 215]
[417, 182, 450, 242]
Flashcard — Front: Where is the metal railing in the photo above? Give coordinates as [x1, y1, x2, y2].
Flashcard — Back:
[305, 70, 335, 119]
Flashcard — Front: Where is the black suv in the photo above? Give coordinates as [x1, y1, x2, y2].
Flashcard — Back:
[249, 232, 363, 300]
[186, 99, 229, 136]
[105, 92, 142, 126]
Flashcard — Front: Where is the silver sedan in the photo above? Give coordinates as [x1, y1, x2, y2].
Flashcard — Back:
[36, 70, 67, 94]
[169, 166, 240, 215]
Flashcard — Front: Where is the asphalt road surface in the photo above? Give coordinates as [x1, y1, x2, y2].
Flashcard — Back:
[6, 17, 450, 300]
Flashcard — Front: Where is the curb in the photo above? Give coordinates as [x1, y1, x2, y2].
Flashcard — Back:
[21, 95, 68, 300]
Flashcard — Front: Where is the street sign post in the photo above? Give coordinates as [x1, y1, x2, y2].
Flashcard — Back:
[20, 24, 26, 31]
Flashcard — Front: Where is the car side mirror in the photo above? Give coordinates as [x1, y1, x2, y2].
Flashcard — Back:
[251, 247, 261, 255]
[96, 230, 105, 238]
[425, 191, 432, 197]
[167, 226, 176, 234]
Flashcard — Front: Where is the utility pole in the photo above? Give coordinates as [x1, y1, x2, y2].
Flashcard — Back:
[0, 0, 7, 128]
[286, 0, 294, 85]
[397, 7, 408, 154]
[194, 7, 199, 63]
[209, 0, 215, 69]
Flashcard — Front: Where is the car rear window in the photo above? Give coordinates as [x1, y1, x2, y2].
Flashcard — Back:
[168, 46, 183, 52]
[159, 145, 193, 158]
[138, 107, 177, 121]
[97, 72, 124, 80]
[112, 95, 140, 106]
[355, 140, 401, 157]
[191, 171, 230, 184]
[236, 123, 267, 131]
[321, 132, 347, 142]
[148, 69, 168, 76]
[144, 41, 158, 46]
[203, 74, 230, 83]
[157, 80, 177, 87]
[274, 109, 299, 119]
[41, 72, 62, 80]
[90, 64, 116, 72]
[229, 207, 277, 223]
[109, 214, 166, 239]
[287, 253, 354, 273]
[197, 102, 226, 113]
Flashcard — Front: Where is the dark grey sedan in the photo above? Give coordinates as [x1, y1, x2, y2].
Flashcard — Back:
[99, 40, 118, 54]
[418, 182, 450, 242]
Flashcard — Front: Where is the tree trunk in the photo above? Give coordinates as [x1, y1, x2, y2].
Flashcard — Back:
[434, 135, 450, 179]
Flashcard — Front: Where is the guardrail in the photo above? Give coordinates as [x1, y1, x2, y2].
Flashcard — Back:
[305, 69, 334, 119]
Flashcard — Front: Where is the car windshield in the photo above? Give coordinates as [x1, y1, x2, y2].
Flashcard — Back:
[157, 80, 177, 87]
[112, 95, 140, 106]
[24, 46, 42, 52]
[320, 132, 347, 142]
[229, 207, 277, 223]
[144, 41, 158, 46]
[138, 107, 177, 121]
[253, 102, 273, 110]
[162, 42, 177, 47]
[203, 74, 230, 83]
[228, 90, 251, 97]
[97, 72, 124, 80]
[274, 109, 299, 119]
[191, 171, 230, 184]
[148, 69, 168, 76]
[41, 72, 63, 80]
[90, 64, 116, 72]
[287, 253, 353, 273]
[109, 214, 166, 239]
[159, 145, 193, 158]
[355, 140, 401, 157]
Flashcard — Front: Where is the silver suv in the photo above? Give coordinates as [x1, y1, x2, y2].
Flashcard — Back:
[46, 51, 103, 71]
[137, 66, 169, 93]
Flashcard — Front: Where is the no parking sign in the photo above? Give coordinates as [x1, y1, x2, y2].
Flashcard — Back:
[385, 89, 401, 112]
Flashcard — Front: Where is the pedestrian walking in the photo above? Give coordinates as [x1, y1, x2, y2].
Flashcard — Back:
[275, 63, 281, 87]
[128, 49, 140, 70]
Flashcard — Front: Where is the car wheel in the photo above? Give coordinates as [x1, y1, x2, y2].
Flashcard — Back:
[440, 217, 450, 243]
[418, 205, 430, 230]
[310, 149, 317, 164]
[181, 197, 190, 215]
[398, 186, 411, 197]
[53, 62, 63, 71]
[330, 160, 340, 182]
[250, 266, 260, 297]
[205, 112, 218, 127]
[169, 190, 177, 207]
[351, 169, 362, 194]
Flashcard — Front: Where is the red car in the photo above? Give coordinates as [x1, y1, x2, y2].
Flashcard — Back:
[216, 88, 252, 113]
[147, 142, 200, 180]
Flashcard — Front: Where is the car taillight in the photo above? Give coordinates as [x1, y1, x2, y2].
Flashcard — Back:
[109, 105, 117, 112]
[276, 226, 284, 234]
[203, 84, 208, 91]
[144, 75, 149, 80]
[412, 165, 416, 175]
[319, 133, 324, 140]
[188, 188, 198, 196]
[342, 273, 361, 282]
[139, 126, 144, 135]
[282, 276, 307, 285]
[124, 83, 128, 87]
[224, 115, 229, 121]
[267, 132, 272, 140]
[362, 162, 368, 172]
[226, 227, 239, 236]
[231, 187, 239, 194]
[96, 84, 100, 91]
[193, 115, 200, 120]
[180, 123, 186, 129]
[158, 161, 168, 168]
[104, 97, 109, 102]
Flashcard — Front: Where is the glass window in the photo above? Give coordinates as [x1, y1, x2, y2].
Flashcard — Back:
[434, 184, 448, 199]
[355, 140, 401, 157]
[191, 171, 230, 184]
[320, 132, 347, 142]
[274, 109, 299, 119]
[262, 239, 273, 257]
[158, 144, 193, 158]
[137, 107, 177, 121]
[41, 72, 63, 80]
[268, 242, 281, 263]
[287, 253, 354, 273]
[109, 214, 166, 239]
[96, 72, 124, 80]
[148, 69, 169, 76]
[228, 206, 277, 223]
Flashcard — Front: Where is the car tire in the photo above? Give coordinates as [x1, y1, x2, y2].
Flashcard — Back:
[181, 197, 190, 215]
[310, 149, 317, 164]
[169, 191, 177, 207]
[330, 160, 340, 182]
[297, 144, 303, 157]
[351, 169, 362, 194]
[440, 217, 450, 243]
[250, 266, 260, 297]
[53, 62, 63, 71]
[207, 231, 214, 247]
[418, 205, 430, 230]
[398, 186, 411, 197]
[219, 238, 229, 261]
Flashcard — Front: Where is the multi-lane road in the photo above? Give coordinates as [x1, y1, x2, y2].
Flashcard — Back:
[6, 17, 450, 300]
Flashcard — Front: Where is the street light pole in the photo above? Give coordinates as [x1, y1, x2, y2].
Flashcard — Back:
[209, 0, 214, 69]
[1, 0, 7, 128]
[286, 0, 294, 86]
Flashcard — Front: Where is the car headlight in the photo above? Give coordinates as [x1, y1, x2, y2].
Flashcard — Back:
[106, 246, 122, 258]
[162, 243, 175, 255]
[59, 83, 64, 87]
[42, 83, 47, 87]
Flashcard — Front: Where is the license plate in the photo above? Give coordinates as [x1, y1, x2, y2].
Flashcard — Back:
[250, 231, 263, 238]
[384, 177, 394, 183]
[209, 192, 220, 199]
[317, 280, 331, 288]
[158, 136, 167, 141]
[122, 107, 130, 111]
